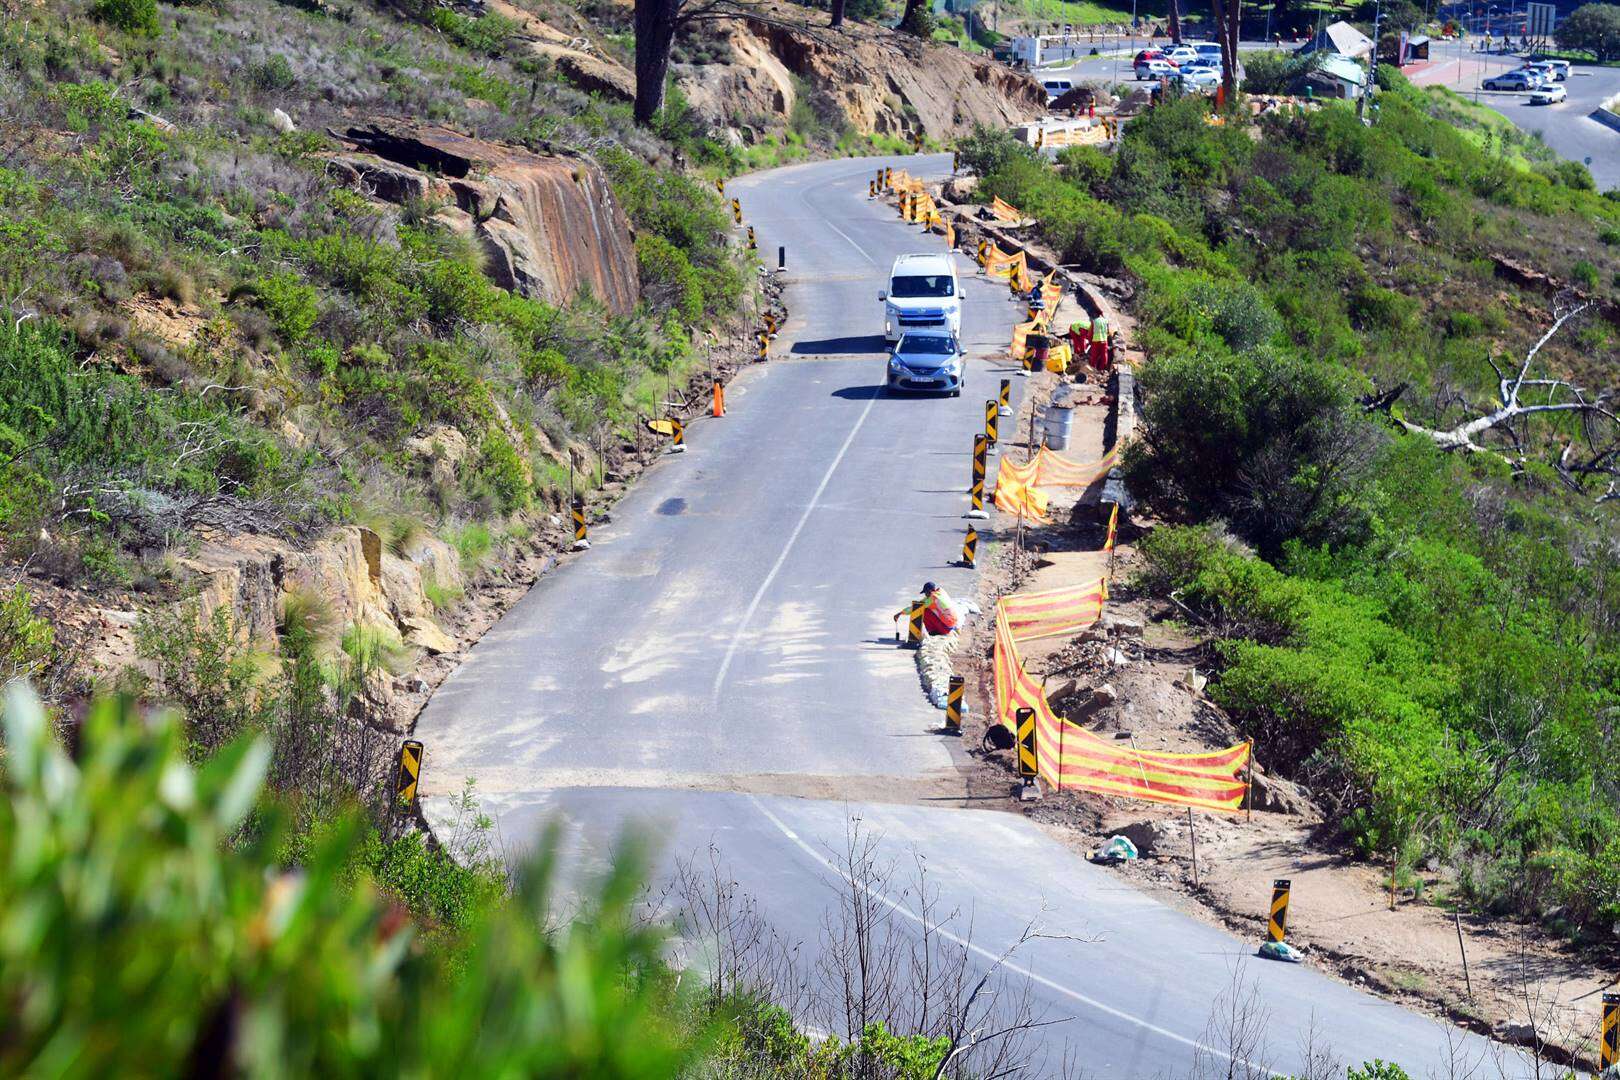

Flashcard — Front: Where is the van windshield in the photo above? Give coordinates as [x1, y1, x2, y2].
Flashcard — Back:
[899, 334, 958, 354]
[890, 274, 954, 298]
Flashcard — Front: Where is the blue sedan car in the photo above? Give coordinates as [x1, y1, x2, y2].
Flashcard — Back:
[886, 331, 966, 396]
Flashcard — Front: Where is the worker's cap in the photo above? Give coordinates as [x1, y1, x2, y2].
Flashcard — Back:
[922, 581, 938, 594]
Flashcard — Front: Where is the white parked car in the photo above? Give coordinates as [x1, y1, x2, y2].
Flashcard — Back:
[1135, 58, 1178, 80]
[1041, 78, 1075, 100]
[1529, 83, 1567, 104]
[879, 253, 962, 344]
[1176, 65, 1221, 90]
[1164, 45, 1200, 64]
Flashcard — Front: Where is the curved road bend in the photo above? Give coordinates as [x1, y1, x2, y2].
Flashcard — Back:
[415, 154, 1514, 1077]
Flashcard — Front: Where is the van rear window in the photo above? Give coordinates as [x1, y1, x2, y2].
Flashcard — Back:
[890, 274, 953, 298]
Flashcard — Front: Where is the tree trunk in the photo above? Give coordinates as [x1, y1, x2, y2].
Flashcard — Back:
[634, 0, 681, 126]
[899, 0, 930, 36]
[1210, 0, 1239, 99]
[1167, 0, 1181, 43]
[831, 0, 846, 27]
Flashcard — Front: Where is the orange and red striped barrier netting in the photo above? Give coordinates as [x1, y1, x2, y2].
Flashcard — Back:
[989, 196, 1024, 223]
[992, 600, 1250, 811]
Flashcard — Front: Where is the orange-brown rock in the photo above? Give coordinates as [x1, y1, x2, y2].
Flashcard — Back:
[334, 122, 639, 315]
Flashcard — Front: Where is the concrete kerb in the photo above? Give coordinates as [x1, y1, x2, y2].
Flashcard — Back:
[1099, 362, 1136, 518]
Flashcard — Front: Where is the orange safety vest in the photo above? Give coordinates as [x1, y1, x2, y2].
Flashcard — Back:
[923, 590, 960, 633]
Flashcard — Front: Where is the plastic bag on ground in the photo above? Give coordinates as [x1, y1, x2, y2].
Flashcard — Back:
[1092, 835, 1139, 863]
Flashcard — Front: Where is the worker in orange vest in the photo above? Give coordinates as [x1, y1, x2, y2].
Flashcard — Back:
[896, 582, 961, 637]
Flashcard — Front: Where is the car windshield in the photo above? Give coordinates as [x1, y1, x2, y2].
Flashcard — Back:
[899, 335, 957, 355]
[890, 274, 953, 298]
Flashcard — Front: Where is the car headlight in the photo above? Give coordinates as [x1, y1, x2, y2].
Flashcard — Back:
[889, 356, 906, 372]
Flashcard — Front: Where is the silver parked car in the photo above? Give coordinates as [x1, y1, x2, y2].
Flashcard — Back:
[886, 331, 966, 396]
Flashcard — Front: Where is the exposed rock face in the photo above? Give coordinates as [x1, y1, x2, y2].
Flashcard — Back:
[95, 526, 467, 676]
[482, 0, 636, 101]
[331, 122, 639, 315]
[675, 7, 1044, 142]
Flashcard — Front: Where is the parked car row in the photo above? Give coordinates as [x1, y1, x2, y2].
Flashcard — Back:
[1133, 42, 1223, 81]
[1482, 59, 1570, 94]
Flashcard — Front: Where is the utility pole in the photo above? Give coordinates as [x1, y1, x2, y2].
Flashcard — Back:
[1359, 0, 1382, 121]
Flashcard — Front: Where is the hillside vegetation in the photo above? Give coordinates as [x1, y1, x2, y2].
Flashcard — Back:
[967, 74, 1620, 934]
[0, 0, 746, 605]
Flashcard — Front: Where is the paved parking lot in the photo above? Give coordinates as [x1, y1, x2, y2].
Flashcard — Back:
[1408, 40, 1620, 191]
[1037, 38, 1620, 192]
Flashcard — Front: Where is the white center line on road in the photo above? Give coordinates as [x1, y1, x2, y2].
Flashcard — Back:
[709, 386, 880, 707]
[709, 163, 904, 705]
[747, 796, 1284, 1078]
[826, 219, 877, 265]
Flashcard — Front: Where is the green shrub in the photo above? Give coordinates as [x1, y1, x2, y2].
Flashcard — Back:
[1125, 347, 1381, 553]
[0, 583, 54, 684]
[1572, 259, 1600, 289]
[475, 431, 532, 512]
[91, 0, 159, 35]
[136, 603, 267, 760]
[340, 622, 412, 676]
[954, 123, 1039, 177]
[253, 271, 321, 345]
[0, 686, 697, 1077]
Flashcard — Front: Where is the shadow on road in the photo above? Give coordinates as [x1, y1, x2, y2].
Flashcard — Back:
[831, 384, 887, 400]
[793, 334, 887, 355]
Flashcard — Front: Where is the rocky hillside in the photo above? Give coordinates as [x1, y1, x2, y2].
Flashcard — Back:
[672, 5, 1045, 145]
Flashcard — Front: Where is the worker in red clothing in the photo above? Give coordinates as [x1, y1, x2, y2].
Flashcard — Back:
[896, 582, 961, 637]
[920, 582, 961, 635]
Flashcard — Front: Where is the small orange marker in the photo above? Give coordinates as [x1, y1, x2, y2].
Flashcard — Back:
[712, 380, 726, 417]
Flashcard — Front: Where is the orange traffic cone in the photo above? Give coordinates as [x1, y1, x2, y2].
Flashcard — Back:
[712, 380, 726, 417]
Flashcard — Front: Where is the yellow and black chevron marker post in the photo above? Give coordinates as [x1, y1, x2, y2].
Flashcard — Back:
[906, 601, 925, 647]
[1015, 707, 1037, 794]
[912, 132, 924, 153]
[715, 177, 726, 196]
[952, 150, 960, 173]
[869, 179, 876, 199]
[883, 166, 892, 189]
[961, 526, 978, 568]
[764, 311, 779, 336]
[730, 198, 742, 225]
[756, 331, 769, 361]
[967, 434, 988, 519]
[1269, 880, 1291, 943]
[999, 377, 1012, 417]
[945, 675, 964, 734]
[670, 417, 685, 452]
[571, 496, 589, 550]
[984, 399, 998, 447]
[1603, 992, 1619, 1071]
[395, 739, 423, 812]
[746, 226, 756, 250]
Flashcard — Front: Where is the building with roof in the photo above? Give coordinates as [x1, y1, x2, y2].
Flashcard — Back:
[1302, 53, 1370, 98]
[1300, 20, 1373, 60]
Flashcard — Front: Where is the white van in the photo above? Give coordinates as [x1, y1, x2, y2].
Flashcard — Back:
[879, 253, 961, 343]
[1041, 78, 1075, 101]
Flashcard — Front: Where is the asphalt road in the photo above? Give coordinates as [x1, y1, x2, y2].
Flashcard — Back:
[1410, 41, 1620, 191]
[414, 154, 1523, 1077]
